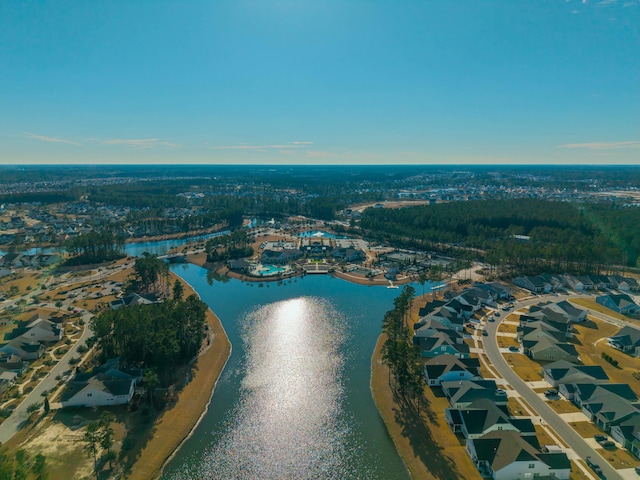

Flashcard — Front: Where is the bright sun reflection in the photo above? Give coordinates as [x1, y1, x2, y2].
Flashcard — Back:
[273, 298, 306, 343]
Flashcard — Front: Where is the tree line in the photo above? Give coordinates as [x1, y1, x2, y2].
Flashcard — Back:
[360, 199, 640, 274]
[381, 286, 424, 403]
[90, 290, 207, 385]
[63, 230, 125, 265]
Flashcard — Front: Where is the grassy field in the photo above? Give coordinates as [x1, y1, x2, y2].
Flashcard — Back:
[547, 399, 581, 414]
[571, 298, 635, 322]
[572, 318, 640, 397]
[570, 421, 603, 438]
[598, 445, 639, 469]
[503, 352, 543, 381]
[498, 323, 518, 335]
[497, 336, 520, 348]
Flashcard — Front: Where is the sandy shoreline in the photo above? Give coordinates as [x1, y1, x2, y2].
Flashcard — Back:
[127, 273, 232, 480]
[125, 260, 414, 479]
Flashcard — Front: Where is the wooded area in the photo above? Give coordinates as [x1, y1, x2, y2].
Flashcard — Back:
[360, 199, 640, 274]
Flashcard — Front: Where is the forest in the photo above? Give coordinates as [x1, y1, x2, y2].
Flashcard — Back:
[90, 293, 207, 385]
[360, 199, 640, 274]
[63, 230, 125, 265]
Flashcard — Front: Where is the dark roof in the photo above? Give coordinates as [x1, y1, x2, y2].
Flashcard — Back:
[543, 360, 609, 384]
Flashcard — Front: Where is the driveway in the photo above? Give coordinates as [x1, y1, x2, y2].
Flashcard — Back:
[0, 310, 94, 444]
[484, 294, 623, 480]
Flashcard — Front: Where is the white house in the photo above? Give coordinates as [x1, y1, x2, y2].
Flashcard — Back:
[61, 372, 137, 408]
[467, 430, 571, 480]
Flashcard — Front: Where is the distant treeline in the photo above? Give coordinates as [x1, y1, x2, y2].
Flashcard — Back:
[360, 199, 640, 273]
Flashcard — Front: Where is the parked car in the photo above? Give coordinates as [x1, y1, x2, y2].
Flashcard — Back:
[544, 389, 558, 397]
[482, 330, 488, 336]
[585, 456, 602, 475]
[508, 346, 519, 352]
[488, 317, 495, 322]
[599, 440, 615, 448]
[594, 434, 608, 443]
[502, 305, 510, 311]
[494, 312, 500, 317]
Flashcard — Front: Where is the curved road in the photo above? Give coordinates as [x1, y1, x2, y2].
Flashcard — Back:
[484, 295, 622, 480]
[0, 309, 93, 444]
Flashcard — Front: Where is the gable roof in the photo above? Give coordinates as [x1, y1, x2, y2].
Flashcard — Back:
[423, 355, 480, 379]
[471, 430, 570, 472]
[543, 360, 609, 384]
[609, 325, 640, 348]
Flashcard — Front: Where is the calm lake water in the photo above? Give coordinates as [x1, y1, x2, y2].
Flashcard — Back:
[162, 264, 415, 480]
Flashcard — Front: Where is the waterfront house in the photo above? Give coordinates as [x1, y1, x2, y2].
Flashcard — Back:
[445, 399, 535, 439]
[442, 379, 508, 408]
[423, 355, 481, 386]
[61, 357, 142, 408]
[413, 319, 469, 359]
[466, 430, 571, 480]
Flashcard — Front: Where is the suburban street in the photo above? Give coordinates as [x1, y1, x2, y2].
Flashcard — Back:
[0, 309, 94, 444]
[484, 294, 623, 480]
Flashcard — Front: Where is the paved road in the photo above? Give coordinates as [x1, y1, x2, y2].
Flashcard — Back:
[484, 295, 622, 480]
[0, 310, 93, 444]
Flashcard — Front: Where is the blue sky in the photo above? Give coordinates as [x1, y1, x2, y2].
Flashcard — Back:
[1, 0, 638, 165]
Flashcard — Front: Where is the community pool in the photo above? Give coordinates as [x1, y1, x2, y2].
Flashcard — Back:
[256, 264, 288, 276]
[299, 230, 345, 239]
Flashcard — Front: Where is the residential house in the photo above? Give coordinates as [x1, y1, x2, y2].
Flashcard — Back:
[413, 319, 469, 359]
[609, 326, 640, 356]
[572, 383, 640, 431]
[596, 294, 640, 315]
[442, 379, 509, 408]
[609, 275, 639, 293]
[445, 399, 535, 439]
[9, 316, 62, 344]
[527, 337, 579, 363]
[542, 360, 609, 389]
[609, 413, 640, 457]
[513, 275, 551, 294]
[423, 355, 481, 386]
[466, 430, 571, 480]
[109, 292, 158, 310]
[473, 282, 512, 299]
[61, 357, 142, 408]
[0, 339, 44, 361]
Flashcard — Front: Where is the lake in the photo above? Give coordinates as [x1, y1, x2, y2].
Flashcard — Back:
[161, 264, 416, 480]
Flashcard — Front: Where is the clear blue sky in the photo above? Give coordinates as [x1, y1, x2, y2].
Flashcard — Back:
[1, 0, 638, 165]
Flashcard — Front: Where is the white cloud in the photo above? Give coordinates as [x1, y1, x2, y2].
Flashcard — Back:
[101, 138, 180, 149]
[207, 142, 313, 151]
[557, 141, 640, 150]
[23, 131, 81, 146]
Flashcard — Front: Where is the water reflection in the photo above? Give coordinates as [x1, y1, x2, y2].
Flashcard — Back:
[179, 297, 367, 479]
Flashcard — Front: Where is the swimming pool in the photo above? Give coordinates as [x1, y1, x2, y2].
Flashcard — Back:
[256, 264, 288, 276]
[299, 230, 345, 239]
